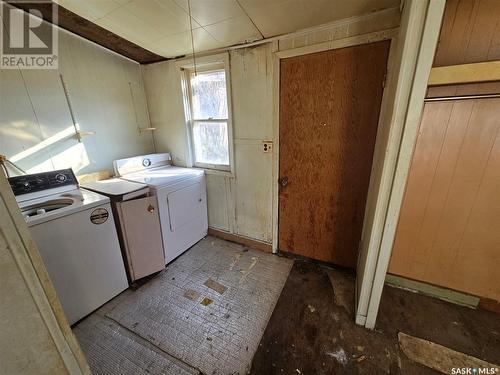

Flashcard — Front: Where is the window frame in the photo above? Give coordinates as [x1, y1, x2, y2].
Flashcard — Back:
[178, 53, 234, 174]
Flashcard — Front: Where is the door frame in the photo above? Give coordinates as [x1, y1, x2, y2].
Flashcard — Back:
[270, 0, 446, 329]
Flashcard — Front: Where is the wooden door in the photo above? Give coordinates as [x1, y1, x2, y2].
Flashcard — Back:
[278, 41, 390, 268]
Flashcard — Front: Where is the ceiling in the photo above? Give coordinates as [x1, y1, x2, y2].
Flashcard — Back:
[54, 0, 399, 59]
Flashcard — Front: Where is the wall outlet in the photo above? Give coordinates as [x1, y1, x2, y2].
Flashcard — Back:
[262, 141, 273, 153]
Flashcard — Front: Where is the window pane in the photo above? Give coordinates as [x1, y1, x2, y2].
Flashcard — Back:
[191, 70, 228, 119]
[192, 121, 229, 165]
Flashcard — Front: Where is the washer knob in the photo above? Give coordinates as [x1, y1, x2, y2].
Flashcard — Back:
[55, 173, 67, 183]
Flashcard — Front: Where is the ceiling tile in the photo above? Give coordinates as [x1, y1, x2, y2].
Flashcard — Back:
[174, 0, 244, 26]
[155, 28, 221, 57]
[54, 0, 400, 61]
[205, 16, 262, 46]
[238, 0, 400, 37]
[56, 0, 123, 21]
[124, 0, 200, 38]
[95, 7, 161, 47]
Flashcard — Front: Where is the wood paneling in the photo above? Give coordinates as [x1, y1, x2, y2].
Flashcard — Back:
[433, 0, 500, 67]
[389, 98, 500, 301]
[278, 41, 390, 268]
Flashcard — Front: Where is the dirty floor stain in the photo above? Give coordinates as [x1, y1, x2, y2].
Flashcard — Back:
[73, 240, 499, 375]
[250, 260, 500, 375]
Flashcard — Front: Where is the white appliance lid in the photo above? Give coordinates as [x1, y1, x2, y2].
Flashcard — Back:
[20, 189, 110, 226]
[114, 153, 171, 176]
[82, 178, 148, 197]
[120, 166, 204, 188]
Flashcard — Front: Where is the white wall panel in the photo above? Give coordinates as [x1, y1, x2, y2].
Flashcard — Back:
[230, 46, 273, 140]
[142, 62, 190, 166]
[233, 140, 273, 242]
[205, 174, 230, 231]
[0, 26, 154, 176]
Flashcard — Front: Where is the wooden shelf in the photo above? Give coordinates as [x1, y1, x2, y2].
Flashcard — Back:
[428, 61, 500, 86]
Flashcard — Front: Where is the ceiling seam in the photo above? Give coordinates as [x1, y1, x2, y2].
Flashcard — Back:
[94, 0, 127, 22]
[235, 0, 265, 39]
[171, 0, 204, 32]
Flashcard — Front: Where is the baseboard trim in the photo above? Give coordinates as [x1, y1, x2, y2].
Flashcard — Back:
[207, 228, 272, 253]
[385, 274, 480, 308]
[479, 298, 500, 314]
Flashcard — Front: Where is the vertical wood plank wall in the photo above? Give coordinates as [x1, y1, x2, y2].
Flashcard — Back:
[433, 0, 500, 67]
[388, 98, 500, 301]
[388, 0, 500, 302]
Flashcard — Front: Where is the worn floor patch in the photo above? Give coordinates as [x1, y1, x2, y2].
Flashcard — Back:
[204, 278, 227, 294]
[106, 236, 293, 375]
[251, 260, 500, 374]
[183, 289, 200, 301]
[200, 297, 213, 306]
[398, 332, 500, 374]
[73, 314, 199, 375]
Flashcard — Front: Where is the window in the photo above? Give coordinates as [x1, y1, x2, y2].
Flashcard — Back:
[183, 63, 232, 171]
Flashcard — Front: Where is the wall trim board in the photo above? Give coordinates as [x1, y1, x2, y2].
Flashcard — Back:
[363, 0, 446, 329]
[428, 61, 500, 86]
[385, 274, 480, 308]
[271, 41, 280, 253]
[275, 28, 398, 59]
[274, 6, 400, 44]
[354, 0, 429, 328]
[208, 228, 272, 253]
[0, 171, 90, 373]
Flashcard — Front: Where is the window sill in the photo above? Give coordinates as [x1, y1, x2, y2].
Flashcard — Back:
[193, 167, 235, 178]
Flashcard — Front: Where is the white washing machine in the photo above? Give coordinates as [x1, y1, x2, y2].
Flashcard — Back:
[8, 169, 129, 325]
[114, 153, 208, 264]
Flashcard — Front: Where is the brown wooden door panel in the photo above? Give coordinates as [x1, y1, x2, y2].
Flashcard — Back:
[278, 41, 390, 268]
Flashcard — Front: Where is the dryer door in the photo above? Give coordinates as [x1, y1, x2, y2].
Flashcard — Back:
[167, 182, 205, 232]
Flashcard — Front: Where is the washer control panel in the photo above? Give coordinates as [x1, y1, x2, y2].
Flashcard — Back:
[8, 169, 78, 196]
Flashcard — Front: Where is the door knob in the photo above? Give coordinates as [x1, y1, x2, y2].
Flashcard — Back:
[279, 176, 289, 187]
[147, 204, 155, 213]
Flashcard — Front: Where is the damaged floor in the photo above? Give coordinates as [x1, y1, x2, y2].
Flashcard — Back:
[73, 238, 499, 375]
[250, 260, 500, 374]
[74, 236, 293, 375]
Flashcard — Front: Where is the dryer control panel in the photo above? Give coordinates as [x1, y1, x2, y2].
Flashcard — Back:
[8, 169, 78, 196]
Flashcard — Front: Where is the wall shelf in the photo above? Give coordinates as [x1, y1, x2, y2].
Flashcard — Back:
[138, 127, 156, 133]
[75, 131, 96, 141]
